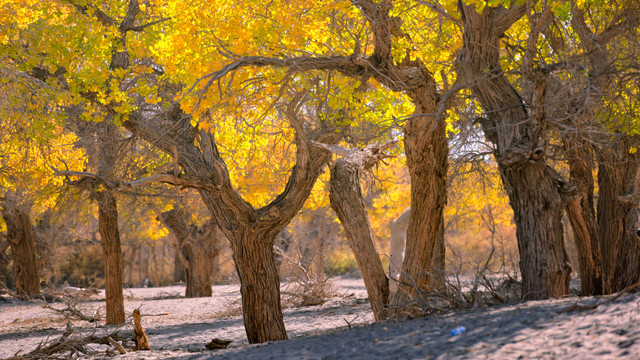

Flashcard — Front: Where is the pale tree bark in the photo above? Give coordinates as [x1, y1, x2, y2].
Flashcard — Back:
[299, 210, 327, 279]
[0, 192, 40, 296]
[327, 143, 394, 321]
[389, 207, 410, 295]
[458, 3, 571, 299]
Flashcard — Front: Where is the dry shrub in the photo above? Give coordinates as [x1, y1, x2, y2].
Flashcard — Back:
[389, 239, 521, 317]
[39, 287, 101, 323]
[275, 245, 336, 307]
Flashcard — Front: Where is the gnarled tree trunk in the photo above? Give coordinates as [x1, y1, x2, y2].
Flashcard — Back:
[160, 209, 221, 298]
[1, 194, 40, 296]
[563, 136, 603, 295]
[329, 149, 390, 321]
[597, 146, 640, 293]
[392, 96, 448, 308]
[458, 4, 570, 299]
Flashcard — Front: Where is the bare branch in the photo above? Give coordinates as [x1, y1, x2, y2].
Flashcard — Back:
[53, 169, 216, 192]
[311, 141, 351, 156]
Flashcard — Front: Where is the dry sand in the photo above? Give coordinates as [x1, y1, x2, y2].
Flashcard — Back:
[0, 277, 638, 359]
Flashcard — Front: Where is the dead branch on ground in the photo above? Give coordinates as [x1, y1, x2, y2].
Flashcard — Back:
[8, 321, 129, 359]
[557, 282, 640, 314]
[39, 288, 101, 322]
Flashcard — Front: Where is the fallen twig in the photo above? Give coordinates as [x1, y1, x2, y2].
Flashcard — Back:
[107, 336, 126, 354]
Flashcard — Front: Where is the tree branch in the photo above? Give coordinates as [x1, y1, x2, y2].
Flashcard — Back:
[53, 169, 215, 191]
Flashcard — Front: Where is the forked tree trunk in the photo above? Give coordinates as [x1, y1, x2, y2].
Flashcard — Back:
[160, 209, 220, 298]
[458, 4, 570, 299]
[563, 136, 603, 295]
[329, 154, 390, 321]
[1, 196, 40, 296]
[184, 223, 221, 297]
[96, 190, 125, 325]
[597, 146, 640, 293]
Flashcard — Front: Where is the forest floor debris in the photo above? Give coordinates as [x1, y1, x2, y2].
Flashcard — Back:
[1, 277, 639, 359]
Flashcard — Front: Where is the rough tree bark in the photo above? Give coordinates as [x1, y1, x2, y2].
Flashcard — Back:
[393, 96, 448, 304]
[95, 189, 125, 324]
[557, 5, 640, 295]
[458, 3, 570, 299]
[327, 143, 394, 321]
[160, 209, 221, 298]
[0, 193, 40, 296]
[597, 146, 640, 293]
[562, 136, 603, 295]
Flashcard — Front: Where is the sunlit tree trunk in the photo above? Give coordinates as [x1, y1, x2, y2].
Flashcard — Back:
[1, 193, 40, 296]
[229, 227, 287, 343]
[329, 154, 389, 321]
[392, 97, 448, 307]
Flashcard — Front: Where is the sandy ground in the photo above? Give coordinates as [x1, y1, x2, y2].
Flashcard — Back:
[0, 277, 639, 359]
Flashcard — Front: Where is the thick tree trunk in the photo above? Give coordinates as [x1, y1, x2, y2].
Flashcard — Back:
[230, 228, 287, 343]
[329, 156, 389, 321]
[597, 147, 640, 293]
[502, 164, 570, 299]
[160, 209, 220, 298]
[391, 96, 448, 308]
[563, 137, 603, 295]
[96, 190, 125, 325]
[458, 4, 570, 299]
[184, 223, 220, 297]
[1, 196, 40, 296]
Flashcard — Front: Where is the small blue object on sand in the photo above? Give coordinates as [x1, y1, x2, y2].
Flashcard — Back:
[450, 326, 466, 336]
